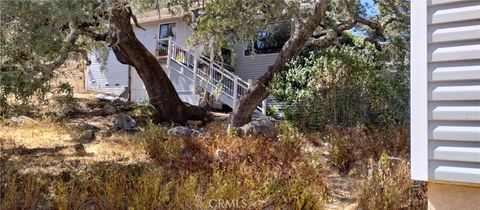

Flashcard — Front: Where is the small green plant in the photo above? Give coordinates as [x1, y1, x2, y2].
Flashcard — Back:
[53, 82, 77, 120]
[278, 121, 304, 150]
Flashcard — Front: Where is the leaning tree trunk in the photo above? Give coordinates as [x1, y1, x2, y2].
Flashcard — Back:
[229, 0, 330, 127]
[108, 6, 207, 124]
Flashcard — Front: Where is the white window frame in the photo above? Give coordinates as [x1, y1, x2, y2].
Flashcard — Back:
[158, 22, 177, 40]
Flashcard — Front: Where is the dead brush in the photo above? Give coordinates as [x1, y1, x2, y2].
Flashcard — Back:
[325, 123, 410, 173]
[139, 121, 329, 209]
[0, 172, 48, 210]
[1, 121, 329, 209]
[356, 153, 427, 210]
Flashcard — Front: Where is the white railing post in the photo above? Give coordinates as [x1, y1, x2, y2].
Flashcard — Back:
[193, 55, 198, 91]
[233, 76, 238, 108]
[262, 99, 267, 115]
[166, 37, 173, 77]
[166, 37, 172, 67]
[154, 38, 159, 56]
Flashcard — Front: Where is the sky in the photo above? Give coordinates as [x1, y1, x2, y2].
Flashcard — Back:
[351, 0, 380, 36]
[361, 0, 380, 17]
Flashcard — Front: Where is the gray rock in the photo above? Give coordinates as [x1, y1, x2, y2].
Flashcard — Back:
[96, 94, 127, 102]
[111, 113, 137, 132]
[102, 104, 117, 115]
[99, 128, 113, 138]
[68, 122, 100, 132]
[238, 119, 278, 138]
[78, 130, 95, 143]
[6, 115, 37, 125]
[167, 126, 200, 139]
[82, 122, 101, 131]
[214, 149, 226, 161]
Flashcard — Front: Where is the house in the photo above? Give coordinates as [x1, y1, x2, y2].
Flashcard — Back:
[411, 0, 480, 209]
[86, 9, 284, 113]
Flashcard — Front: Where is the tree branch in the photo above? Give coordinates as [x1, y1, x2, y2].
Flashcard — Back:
[45, 21, 80, 71]
[128, 6, 145, 31]
[71, 47, 91, 65]
[78, 28, 108, 41]
[307, 20, 356, 50]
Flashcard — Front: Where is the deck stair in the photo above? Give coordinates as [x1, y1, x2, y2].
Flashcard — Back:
[162, 38, 267, 114]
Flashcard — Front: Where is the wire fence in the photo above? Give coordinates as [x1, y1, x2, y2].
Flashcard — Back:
[279, 88, 409, 131]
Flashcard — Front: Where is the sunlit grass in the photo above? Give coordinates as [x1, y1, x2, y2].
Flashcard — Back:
[0, 119, 329, 209]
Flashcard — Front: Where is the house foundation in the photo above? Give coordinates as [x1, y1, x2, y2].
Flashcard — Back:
[428, 182, 480, 210]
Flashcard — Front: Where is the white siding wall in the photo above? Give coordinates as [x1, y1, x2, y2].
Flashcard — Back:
[232, 44, 278, 80]
[87, 49, 129, 95]
[86, 21, 159, 94]
[411, 0, 480, 185]
[175, 20, 193, 48]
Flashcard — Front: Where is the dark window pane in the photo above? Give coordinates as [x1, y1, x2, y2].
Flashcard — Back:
[159, 23, 175, 39]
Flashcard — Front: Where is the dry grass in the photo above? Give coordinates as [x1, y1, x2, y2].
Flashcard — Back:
[356, 154, 427, 209]
[1, 120, 76, 149]
[313, 124, 426, 209]
[0, 119, 329, 209]
[324, 124, 409, 173]
[0, 97, 426, 209]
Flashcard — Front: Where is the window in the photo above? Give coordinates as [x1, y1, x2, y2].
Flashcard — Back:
[245, 22, 291, 56]
[157, 23, 176, 57]
[159, 23, 176, 39]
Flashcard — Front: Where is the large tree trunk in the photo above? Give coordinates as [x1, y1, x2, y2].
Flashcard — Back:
[108, 5, 207, 124]
[229, 0, 330, 127]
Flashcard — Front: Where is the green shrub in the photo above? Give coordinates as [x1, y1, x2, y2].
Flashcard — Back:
[271, 46, 409, 129]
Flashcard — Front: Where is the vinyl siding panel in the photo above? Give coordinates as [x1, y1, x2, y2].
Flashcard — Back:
[424, 0, 480, 184]
[86, 22, 159, 94]
[431, 25, 480, 43]
[431, 84, 480, 101]
[431, 106, 480, 121]
[429, 2, 480, 24]
[430, 0, 474, 6]
[232, 44, 277, 81]
[431, 124, 480, 142]
[429, 161, 480, 183]
[174, 20, 193, 48]
[429, 141, 480, 163]
[431, 64, 480, 81]
[86, 49, 129, 95]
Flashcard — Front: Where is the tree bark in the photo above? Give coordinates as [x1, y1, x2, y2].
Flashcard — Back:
[108, 5, 207, 124]
[229, 0, 330, 127]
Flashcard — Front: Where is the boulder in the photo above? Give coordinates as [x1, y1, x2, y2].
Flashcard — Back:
[5, 115, 37, 125]
[238, 119, 278, 138]
[68, 122, 100, 132]
[111, 113, 137, 132]
[78, 130, 95, 143]
[96, 94, 127, 102]
[102, 104, 117, 115]
[167, 126, 200, 139]
[99, 128, 114, 138]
